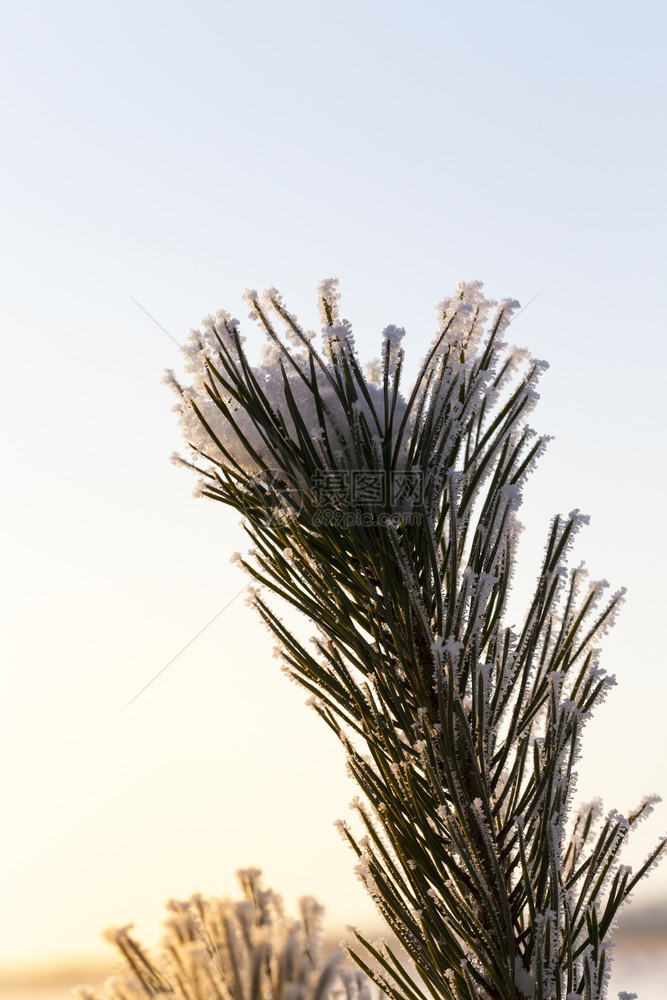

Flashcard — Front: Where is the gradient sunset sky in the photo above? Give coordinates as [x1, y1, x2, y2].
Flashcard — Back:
[1, 0, 666, 967]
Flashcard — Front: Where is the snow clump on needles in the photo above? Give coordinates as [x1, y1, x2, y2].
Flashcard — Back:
[164, 279, 527, 517]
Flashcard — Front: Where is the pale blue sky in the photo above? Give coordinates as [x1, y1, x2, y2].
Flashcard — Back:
[1, 0, 666, 967]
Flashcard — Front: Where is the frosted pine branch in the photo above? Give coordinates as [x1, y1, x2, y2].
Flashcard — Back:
[167, 279, 667, 1000]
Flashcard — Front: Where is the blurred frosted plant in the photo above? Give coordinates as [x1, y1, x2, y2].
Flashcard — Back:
[76, 869, 372, 1000]
[166, 280, 666, 1000]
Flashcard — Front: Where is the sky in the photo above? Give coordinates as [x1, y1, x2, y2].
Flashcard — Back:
[1, 0, 666, 970]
